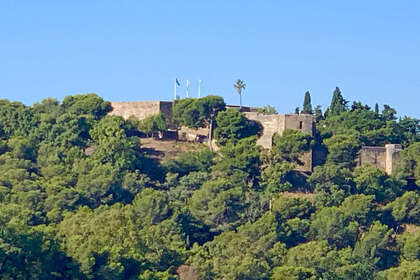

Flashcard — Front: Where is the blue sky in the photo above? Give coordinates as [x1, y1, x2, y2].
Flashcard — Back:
[1, 1, 419, 117]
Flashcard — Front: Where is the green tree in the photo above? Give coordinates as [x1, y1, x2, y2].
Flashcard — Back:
[214, 109, 260, 145]
[328, 87, 348, 116]
[308, 164, 354, 207]
[395, 142, 420, 185]
[399, 230, 420, 261]
[384, 191, 420, 224]
[271, 266, 316, 280]
[271, 129, 312, 164]
[323, 132, 361, 167]
[138, 113, 168, 137]
[57, 204, 145, 279]
[381, 104, 397, 121]
[212, 136, 261, 184]
[164, 148, 214, 177]
[353, 221, 397, 269]
[377, 260, 420, 280]
[353, 164, 402, 203]
[173, 96, 225, 149]
[301, 91, 313, 114]
[90, 115, 144, 171]
[190, 178, 246, 232]
[132, 189, 171, 226]
[313, 105, 323, 122]
[61, 93, 111, 120]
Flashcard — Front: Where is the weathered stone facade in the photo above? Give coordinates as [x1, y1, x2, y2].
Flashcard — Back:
[109, 101, 174, 127]
[244, 113, 314, 149]
[108, 100, 404, 174]
[356, 144, 402, 175]
[244, 112, 314, 172]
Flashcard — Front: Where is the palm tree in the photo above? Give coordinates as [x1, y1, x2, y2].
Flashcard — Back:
[233, 79, 246, 107]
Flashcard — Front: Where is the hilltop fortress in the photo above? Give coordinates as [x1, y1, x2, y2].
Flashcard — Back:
[109, 100, 402, 174]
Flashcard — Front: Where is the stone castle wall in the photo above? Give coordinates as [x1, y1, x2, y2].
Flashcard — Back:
[356, 144, 402, 175]
[108, 101, 403, 174]
[109, 101, 173, 122]
[245, 112, 314, 172]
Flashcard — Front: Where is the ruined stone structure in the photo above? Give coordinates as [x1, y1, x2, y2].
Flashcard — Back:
[244, 113, 314, 149]
[108, 100, 404, 174]
[356, 144, 402, 175]
[109, 101, 174, 128]
[245, 112, 314, 172]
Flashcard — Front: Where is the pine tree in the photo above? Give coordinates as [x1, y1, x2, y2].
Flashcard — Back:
[314, 105, 323, 122]
[329, 87, 348, 116]
[294, 107, 300, 114]
[302, 91, 313, 114]
[375, 103, 379, 115]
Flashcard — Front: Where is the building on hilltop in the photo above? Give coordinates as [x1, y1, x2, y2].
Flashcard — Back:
[108, 100, 403, 174]
[356, 144, 402, 175]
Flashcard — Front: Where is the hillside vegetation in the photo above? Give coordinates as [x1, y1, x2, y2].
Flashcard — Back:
[0, 90, 419, 279]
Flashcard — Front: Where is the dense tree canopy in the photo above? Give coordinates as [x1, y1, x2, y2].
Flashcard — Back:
[0, 92, 418, 279]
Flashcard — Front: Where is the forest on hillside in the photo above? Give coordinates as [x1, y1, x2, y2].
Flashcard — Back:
[0, 89, 419, 279]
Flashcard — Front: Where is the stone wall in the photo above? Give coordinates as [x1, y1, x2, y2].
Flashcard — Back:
[356, 144, 402, 175]
[244, 112, 314, 172]
[108, 101, 403, 174]
[109, 101, 173, 121]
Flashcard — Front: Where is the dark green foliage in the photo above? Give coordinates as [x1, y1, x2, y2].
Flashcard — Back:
[328, 87, 348, 116]
[189, 178, 246, 232]
[90, 116, 144, 171]
[398, 230, 420, 261]
[382, 104, 397, 121]
[377, 260, 420, 280]
[301, 91, 312, 114]
[0, 93, 418, 279]
[164, 149, 214, 177]
[353, 165, 403, 203]
[353, 222, 398, 269]
[173, 95, 225, 128]
[212, 136, 261, 184]
[137, 113, 168, 137]
[310, 195, 376, 249]
[309, 164, 354, 206]
[396, 141, 420, 185]
[384, 191, 420, 224]
[214, 109, 260, 145]
[0, 100, 39, 138]
[61, 93, 111, 120]
[272, 129, 312, 164]
[313, 105, 323, 122]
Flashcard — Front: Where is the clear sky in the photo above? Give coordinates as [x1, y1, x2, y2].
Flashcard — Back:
[1, 1, 419, 117]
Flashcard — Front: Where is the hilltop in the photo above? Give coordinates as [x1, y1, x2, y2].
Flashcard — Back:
[0, 91, 418, 279]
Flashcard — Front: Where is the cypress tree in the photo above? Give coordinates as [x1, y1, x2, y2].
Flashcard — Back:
[302, 91, 313, 114]
[375, 103, 379, 115]
[329, 87, 348, 116]
[314, 105, 323, 122]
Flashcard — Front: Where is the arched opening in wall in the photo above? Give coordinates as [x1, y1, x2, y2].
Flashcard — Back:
[299, 121, 303, 129]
